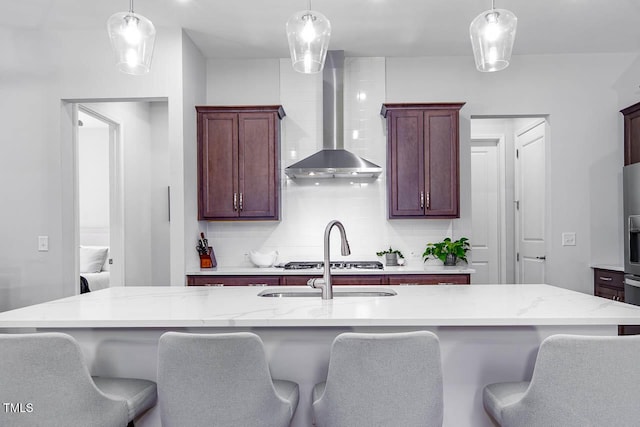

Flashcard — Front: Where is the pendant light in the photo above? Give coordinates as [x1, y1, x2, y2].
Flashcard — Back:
[286, 1, 331, 74]
[469, 0, 517, 72]
[107, 0, 156, 75]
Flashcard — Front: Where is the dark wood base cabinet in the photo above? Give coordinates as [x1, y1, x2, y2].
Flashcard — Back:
[387, 274, 470, 285]
[280, 276, 387, 286]
[187, 275, 280, 287]
[593, 268, 640, 335]
[593, 268, 624, 302]
[187, 274, 470, 287]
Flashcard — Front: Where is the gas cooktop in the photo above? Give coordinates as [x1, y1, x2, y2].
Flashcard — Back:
[282, 261, 384, 270]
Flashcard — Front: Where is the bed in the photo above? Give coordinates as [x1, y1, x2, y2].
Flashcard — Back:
[79, 246, 110, 293]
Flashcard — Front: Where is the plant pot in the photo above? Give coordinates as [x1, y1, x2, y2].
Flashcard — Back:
[444, 254, 457, 266]
[385, 253, 398, 266]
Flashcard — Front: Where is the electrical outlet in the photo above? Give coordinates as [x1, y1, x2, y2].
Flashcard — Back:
[38, 235, 49, 252]
[562, 232, 576, 246]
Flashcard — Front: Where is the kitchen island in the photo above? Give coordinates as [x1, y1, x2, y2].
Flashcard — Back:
[1, 284, 640, 427]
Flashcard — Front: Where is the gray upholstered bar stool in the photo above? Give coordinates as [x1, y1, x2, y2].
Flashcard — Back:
[483, 334, 640, 427]
[0, 332, 157, 427]
[312, 331, 443, 427]
[157, 331, 299, 427]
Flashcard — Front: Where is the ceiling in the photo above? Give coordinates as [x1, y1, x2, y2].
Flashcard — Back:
[4, 0, 640, 59]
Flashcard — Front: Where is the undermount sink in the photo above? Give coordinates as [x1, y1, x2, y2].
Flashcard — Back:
[258, 287, 397, 298]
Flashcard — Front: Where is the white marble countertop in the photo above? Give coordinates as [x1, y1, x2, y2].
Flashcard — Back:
[187, 265, 474, 276]
[1, 284, 640, 328]
[590, 264, 624, 272]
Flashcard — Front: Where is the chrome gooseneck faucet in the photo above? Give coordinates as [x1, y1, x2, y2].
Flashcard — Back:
[307, 220, 351, 299]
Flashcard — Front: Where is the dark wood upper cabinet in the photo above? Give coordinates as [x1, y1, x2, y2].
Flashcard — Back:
[381, 103, 465, 219]
[197, 105, 285, 220]
[621, 101, 640, 165]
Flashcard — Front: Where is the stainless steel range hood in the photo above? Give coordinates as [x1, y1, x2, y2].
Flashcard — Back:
[284, 51, 382, 179]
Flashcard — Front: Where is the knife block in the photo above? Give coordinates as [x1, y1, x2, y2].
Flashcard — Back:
[199, 247, 217, 269]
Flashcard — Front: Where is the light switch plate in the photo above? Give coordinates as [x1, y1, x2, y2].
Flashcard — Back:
[562, 232, 576, 246]
[38, 235, 49, 252]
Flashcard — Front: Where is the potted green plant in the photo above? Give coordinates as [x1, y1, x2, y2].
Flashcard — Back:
[376, 247, 405, 266]
[422, 237, 470, 266]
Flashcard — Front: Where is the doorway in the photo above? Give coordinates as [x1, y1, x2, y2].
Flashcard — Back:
[76, 105, 124, 288]
[470, 117, 547, 284]
[73, 100, 171, 292]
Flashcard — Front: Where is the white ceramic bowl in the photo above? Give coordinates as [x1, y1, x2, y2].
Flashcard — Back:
[249, 250, 278, 268]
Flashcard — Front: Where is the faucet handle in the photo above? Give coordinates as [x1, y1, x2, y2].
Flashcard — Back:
[307, 278, 325, 289]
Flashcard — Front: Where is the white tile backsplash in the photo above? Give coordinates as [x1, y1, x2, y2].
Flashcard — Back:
[205, 57, 460, 268]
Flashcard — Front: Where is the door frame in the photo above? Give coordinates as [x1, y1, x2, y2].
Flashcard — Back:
[73, 104, 125, 288]
[470, 135, 507, 283]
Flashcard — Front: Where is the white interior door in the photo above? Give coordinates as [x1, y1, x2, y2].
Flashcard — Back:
[471, 140, 501, 283]
[515, 120, 546, 284]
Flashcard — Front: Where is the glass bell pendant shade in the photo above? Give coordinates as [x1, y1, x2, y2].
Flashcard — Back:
[107, 9, 156, 75]
[286, 10, 331, 74]
[469, 8, 517, 72]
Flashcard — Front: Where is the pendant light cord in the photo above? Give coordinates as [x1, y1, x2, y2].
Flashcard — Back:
[491, 0, 495, 10]
[130, 0, 134, 13]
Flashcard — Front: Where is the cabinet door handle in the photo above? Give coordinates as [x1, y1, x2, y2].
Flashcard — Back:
[420, 191, 424, 209]
[239, 193, 243, 211]
[426, 192, 430, 209]
[599, 277, 613, 281]
[233, 193, 238, 211]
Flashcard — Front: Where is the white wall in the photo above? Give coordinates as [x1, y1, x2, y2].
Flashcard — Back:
[203, 57, 463, 268]
[387, 54, 637, 293]
[0, 25, 191, 311]
[2, 19, 639, 312]
[201, 52, 640, 294]
[207, 59, 280, 105]
[150, 102, 171, 286]
[78, 126, 110, 246]
[82, 101, 170, 286]
[182, 31, 208, 277]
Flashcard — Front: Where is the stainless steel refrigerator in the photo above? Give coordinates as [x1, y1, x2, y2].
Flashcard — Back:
[624, 163, 640, 305]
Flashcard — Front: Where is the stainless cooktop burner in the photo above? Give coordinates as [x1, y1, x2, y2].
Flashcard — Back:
[283, 261, 383, 270]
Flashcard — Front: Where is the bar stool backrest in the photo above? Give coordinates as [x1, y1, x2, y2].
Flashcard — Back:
[0, 332, 129, 427]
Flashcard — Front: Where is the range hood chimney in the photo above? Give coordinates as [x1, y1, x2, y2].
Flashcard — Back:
[284, 51, 382, 179]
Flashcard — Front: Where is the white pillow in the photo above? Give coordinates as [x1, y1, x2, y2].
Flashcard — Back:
[79, 246, 109, 273]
